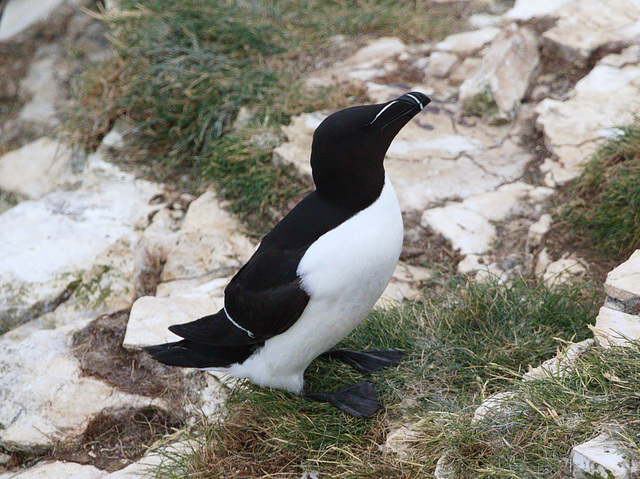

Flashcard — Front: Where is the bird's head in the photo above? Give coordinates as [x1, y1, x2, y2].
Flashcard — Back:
[310, 92, 430, 210]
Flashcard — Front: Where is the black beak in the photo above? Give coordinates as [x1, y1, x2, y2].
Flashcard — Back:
[368, 91, 431, 129]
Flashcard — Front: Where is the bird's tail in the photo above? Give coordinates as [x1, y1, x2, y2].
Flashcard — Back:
[143, 339, 255, 369]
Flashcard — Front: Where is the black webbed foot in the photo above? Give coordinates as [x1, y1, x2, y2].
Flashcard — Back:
[318, 349, 404, 374]
[303, 380, 382, 418]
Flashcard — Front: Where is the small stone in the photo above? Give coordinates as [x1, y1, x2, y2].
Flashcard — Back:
[542, 256, 587, 284]
[425, 51, 459, 78]
[0, 138, 73, 199]
[604, 250, 640, 303]
[459, 25, 539, 120]
[435, 27, 501, 56]
[524, 339, 594, 380]
[472, 391, 523, 424]
[526, 213, 553, 252]
[0, 461, 106, 479]
[572, 433, 640, 479]
[593, 306, 640, 348]
[504, 0, 574, 21]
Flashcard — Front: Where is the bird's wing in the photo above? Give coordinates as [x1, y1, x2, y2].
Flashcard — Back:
[169, 246, 310, 347]
[169, 192, 354, 347]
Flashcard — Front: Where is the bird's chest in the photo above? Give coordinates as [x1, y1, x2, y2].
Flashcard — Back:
[297, 179, 403, 307]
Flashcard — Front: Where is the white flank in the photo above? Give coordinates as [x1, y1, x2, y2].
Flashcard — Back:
[224, 175, 404, 393]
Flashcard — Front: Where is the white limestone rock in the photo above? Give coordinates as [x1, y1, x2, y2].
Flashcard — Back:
[541, 256, 587, 284]
[434, 27, 501, 56]
[0, 138, 76, 199]
[123, 277, 228, 349]
[378, 262, 431, 305]
[526, 213, 553, 252]
[543, 0, 640, 68]
[425, 51, 459, 78]
[421, 182, 534, 255]
[0, 156, 163, 332]
[0, 322, 164, 450]
[18, 45, 70, 124]
[572, 433, 640, 479]
[160, 191, 255, 283]
[0, 0, 83, 40]
[504, 0, 574, 21]
[305, 37, 407, 89]
[593, 306, 640, 348]
[523, 339, 594, 381]
[536, 46, 640, 184]
[0, 461, 106, 479]
[459, 25, 539, 120]
[604, 250, 640, 303]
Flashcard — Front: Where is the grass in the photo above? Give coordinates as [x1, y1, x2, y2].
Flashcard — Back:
[431, 342, 640, 478]
[65, 0, 476, 232]
[147, 276, 602, 478]
[561, 119, 640, 264]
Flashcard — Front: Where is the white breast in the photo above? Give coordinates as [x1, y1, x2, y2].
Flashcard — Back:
[225, 175, 403, 393]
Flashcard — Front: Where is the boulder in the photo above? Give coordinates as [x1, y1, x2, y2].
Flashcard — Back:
[421, 182, 534, 255]
[536, 46, 640, 185]
[543, 0, 640, 68]
[0, 322, 164, 450]
[459, 25, 539, 121]
[434, 27, 500, 56]
[0, 138, 75, 199]
[0, 461, 106, 479]
[160, 190, 255, 283]
[0, 155, 163, 333]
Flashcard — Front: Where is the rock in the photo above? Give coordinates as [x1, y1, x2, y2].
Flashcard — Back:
[378, 262, 431, 305]
[123, 277, 228, 349]
[421, 182, 534, 255]
[434, 27, 501, 56]
[604, 250, 640, 303]
[503, 0, 574, 21]
[525, 213, 553, 252]
[572, 432, 640, 479]
[449, 57, 482, 85]
[0, 0, 82, 40]
[380, 426, 420, 458]
[541, 256, 587, 284]
[459, 25, 539, 121]
[305, 37, 407, 89]
[536, 46, 640, 185]
[0, 155, 163, 333]
[0, 322, 164, 450]
[160, 191, 255, 283]
[425, 51, 459, 78]
[0, 138, 75, 199]
[523, 339, 594, 380]
[434, 451, 457, 479]
[543, 0, 640, 68]
[18, 45, 70, 124]
[0, 461, 106, 479]
[593, 306, 640, 348]
[272, 112, 325, 180]
[472, 391, 524, 424]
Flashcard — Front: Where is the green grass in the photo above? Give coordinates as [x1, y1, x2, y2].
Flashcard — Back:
[431, 341, 640, 478]
[562, 119, 640, 263]
[66, 0, 475, 231]
[148, 276, 601, 478]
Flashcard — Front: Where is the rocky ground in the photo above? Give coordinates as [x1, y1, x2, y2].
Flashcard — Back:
[1, 0, 640, 477]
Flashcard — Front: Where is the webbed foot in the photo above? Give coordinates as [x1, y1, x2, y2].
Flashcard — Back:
[303, 380, 382, 418]
[318, 349, 404, 374]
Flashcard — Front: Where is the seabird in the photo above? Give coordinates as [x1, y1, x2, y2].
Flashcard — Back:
[145, 92, 430, 418]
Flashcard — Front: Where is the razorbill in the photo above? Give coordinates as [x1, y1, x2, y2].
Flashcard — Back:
[145, 92, 430, 418]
